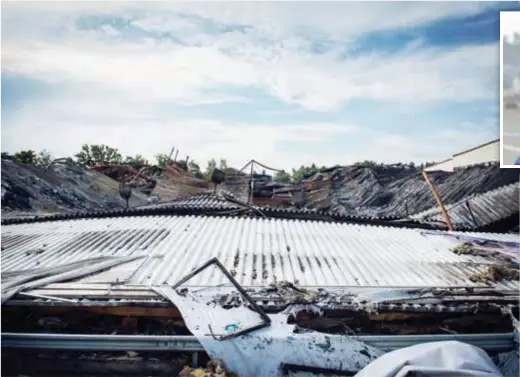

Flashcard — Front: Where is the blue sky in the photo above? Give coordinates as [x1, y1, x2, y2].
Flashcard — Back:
[2, 2, 519, 170]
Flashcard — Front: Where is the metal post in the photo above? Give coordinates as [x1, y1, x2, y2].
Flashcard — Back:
[167, 146, 175, 163]
[249, 161, 254, 205]
[422, 170, 454, 231]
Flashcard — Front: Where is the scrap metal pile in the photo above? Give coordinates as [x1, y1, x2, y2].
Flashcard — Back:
[2, 154, 518, 234]
[300, 163, 519, 217]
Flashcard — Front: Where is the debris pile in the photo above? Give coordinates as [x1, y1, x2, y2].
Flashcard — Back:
[2, 154, 517, 225]
[448, 238, 520, 284]
[91, 162, 211, 201]
[1, 158, 148, 217]
[302, 163, 519, 217]
[470, 265, 520, 284]
[179, 359, 237, 377]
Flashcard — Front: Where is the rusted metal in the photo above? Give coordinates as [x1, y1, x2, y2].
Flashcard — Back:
[422, 170, 454, 231]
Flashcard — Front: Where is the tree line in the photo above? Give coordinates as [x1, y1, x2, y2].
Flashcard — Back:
[2, 144, 438, 183]
[1, 144, 229, 181]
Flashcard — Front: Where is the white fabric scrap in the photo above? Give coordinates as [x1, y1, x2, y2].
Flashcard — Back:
[354, 340, 504, 377]
[155, 287, 383, 377]
[282, 304, 324, 318]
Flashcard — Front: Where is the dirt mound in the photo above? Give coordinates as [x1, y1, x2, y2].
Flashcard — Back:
[1, 159, 148, 215]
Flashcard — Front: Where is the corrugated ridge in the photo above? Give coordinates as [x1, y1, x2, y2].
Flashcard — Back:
[2, 215, 518, 290]
[412, 183, 519, 228]
[1, 193, 434, 230]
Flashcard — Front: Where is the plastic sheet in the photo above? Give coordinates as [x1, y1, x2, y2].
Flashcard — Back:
[354, 341, 504, 377]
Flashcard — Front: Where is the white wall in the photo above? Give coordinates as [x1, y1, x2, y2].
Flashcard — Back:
[424, 159, 453, 172]
[424, 140, 500, 172]
[452, 140, 500, 168]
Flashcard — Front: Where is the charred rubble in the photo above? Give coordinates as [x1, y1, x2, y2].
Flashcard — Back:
[3, 153, 518, 230]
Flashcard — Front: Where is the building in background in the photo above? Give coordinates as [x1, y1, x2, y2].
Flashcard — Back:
[424, 139, 500, 172]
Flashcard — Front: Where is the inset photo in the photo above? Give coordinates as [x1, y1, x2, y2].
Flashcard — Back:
[501, 11, 520, 167]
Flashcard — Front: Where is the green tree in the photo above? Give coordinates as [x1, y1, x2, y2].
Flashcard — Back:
[189, 160, 204, 179]
[125, 154, 148, 165]
[291, 164, 319, 181]
[1, 152, 11, 159]
[75, 144, 122, 167]
[155, 153, 172, 167]
[13, 150, 38, 165]
[275, 170, 291, 183]
[36, 150, 53, 166]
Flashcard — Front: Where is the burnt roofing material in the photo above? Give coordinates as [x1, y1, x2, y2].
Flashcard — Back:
[0, 192, 437, 230]
[312, 162, 519, 218]
[412, 183, 519, 231]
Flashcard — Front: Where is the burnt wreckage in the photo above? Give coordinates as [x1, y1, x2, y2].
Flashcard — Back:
[1, 192, 519, 376]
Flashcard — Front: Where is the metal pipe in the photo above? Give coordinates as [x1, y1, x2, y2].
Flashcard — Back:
[2, 332, 515, 352]
[422, 170, 454, 231]
[2, 333, 204, 352]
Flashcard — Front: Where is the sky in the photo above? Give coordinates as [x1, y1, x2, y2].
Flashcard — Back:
[2, 2, 520, 171]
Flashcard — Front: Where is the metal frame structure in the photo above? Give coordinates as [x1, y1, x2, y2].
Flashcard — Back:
[170, 257, 272, 340]
[3, 332, 516, 352]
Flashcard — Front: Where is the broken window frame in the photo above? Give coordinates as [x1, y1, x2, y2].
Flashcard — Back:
[171, 257, 271, 341]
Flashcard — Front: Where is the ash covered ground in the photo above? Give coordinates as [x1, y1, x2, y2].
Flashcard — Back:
[1, 159, 148, 219]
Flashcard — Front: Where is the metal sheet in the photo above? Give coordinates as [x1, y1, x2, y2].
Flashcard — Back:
[2, 216, 519, 289]
[136, 193, 237, 210]
[412, 183, 519, 229]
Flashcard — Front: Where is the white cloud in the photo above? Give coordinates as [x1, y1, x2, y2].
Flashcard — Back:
[2, 2, 501, 110]
[2, 2, 494, 39]
[366, 127, 497, 164]
[2, 31, 498, 111]
[1, 2, 502, 168]
[0, 96, 359, 170]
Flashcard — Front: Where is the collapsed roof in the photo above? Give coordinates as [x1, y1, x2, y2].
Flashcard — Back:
[2, 159, 519, 376]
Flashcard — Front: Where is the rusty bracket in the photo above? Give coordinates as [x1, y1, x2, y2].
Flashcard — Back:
[172, 257, 271, 341]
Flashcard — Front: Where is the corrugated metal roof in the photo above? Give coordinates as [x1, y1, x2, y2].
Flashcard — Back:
[136, 192, 237, 210]
[1, 192, 436, 231]
[2, 215, 519, 290]
[412, 183, 519, 229]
